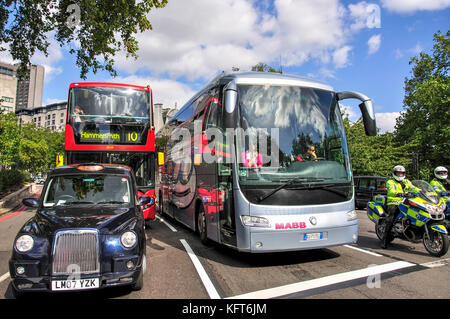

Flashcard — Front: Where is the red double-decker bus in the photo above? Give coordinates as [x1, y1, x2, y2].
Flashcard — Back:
[64, 82, 156, 221]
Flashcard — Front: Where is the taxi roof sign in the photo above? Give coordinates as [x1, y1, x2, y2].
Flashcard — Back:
[76, 164, 105, 172]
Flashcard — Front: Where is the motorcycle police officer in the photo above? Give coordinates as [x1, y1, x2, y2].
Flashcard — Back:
[381, 165, 421, 249]
[430, 166, 448, 200]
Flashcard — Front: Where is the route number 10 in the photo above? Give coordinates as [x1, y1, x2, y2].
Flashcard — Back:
[128, 132, 138, 142]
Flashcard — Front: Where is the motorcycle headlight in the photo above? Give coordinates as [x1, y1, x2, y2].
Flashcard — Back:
[120, 231, 137, 248]
[15, 235, 34, 253]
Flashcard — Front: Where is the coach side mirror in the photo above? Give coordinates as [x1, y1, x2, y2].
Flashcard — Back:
[22, 198, 39, 208]
[337, 91, 377, 136]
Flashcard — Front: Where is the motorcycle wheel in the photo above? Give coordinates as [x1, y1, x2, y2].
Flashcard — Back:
[423, 230, 449, 257]
[375, 219, 394, 244]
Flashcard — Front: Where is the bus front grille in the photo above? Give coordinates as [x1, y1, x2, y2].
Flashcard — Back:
[52, 230, 100, 275]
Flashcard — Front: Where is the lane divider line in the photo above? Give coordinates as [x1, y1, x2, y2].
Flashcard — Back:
[156, 215, 177, 232]
[227, 261, 415, 299]
[180, 239, 221, 299]
[344, 244, 383, 257]
[0, 272, 10, 284]
[420, 258, 450, 268]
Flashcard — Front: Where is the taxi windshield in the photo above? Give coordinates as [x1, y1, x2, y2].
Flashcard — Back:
[43, 174, 131, 207]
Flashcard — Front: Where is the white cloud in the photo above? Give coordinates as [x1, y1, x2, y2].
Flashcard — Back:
[333, 46, 353, 68]
[30, 34, 64, 83]
[112, 75, 196, 108]
[348, 1, 382, 31]
[368, 34, 381, 54]
[112, 0, 363, 81]
[375, 112, 401, 133]
[381, 0, 450, 13]
[339, 104, 359, 121]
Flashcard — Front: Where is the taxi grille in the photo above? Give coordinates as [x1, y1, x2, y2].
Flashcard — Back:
[52, 230, 100, 275]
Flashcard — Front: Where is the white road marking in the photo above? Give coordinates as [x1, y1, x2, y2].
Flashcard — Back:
[227, 261, 416, 299]
[344, 244, 383, 257]
[420, 258, 450, 268]
[156, 215, 177, 232]
[0, 272, 10, 284]
[180, 239, 221, 299]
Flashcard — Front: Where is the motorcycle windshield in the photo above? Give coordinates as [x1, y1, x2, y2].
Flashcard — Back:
[412, 180, 440, 205]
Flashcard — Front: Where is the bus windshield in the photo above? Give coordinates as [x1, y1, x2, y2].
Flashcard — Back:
[69, 86, 150, 123]
[236, 85, 351, 186]
[68, 86, 151, 145]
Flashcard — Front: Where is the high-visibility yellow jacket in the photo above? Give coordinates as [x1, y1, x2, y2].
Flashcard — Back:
[386, 178, 420, 206]
[430, 179, 447, 200]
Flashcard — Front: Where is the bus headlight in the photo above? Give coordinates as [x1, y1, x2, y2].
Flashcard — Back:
[241, 215, 270, 228]
[347, 210, 357, 221]
[121, 231, 137, 248]
[15, 235, 34, 253]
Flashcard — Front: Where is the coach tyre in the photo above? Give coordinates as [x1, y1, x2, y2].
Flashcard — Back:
[197, 205, 209, 245]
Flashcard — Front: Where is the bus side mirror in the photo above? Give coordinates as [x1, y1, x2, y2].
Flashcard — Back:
[158, 152, 165, 166]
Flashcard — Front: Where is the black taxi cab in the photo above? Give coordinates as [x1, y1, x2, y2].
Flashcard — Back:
[9, 163, 150, 296]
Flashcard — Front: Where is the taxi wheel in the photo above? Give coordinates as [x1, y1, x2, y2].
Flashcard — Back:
[132, 255, 145, 291]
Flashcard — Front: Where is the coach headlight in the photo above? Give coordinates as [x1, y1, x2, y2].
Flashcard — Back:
[15, 235, 34, 253]
[241, 215, 270, 228]
[120, 231, 137, 248]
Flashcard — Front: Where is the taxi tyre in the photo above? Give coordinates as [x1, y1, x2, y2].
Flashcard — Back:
[132, 254, 146, 291]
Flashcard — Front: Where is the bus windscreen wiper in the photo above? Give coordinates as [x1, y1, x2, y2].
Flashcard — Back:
[256, 177, 326, 203]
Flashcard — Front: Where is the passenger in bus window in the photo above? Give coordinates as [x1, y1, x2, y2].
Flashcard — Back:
[242, 144, 264, 179]
[242, 144, 263, 168]
[304, 145, 318, 161]
[74, 106, 85, 115]
[73, 106, 85, 122]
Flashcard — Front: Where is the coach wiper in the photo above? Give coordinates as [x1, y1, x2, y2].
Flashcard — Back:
[256, 177, 326, 203]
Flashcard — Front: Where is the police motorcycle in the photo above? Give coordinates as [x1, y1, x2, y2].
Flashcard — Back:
[367, 180, 449, 257]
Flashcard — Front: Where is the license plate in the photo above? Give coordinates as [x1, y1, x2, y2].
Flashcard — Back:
[304, 232, 323, 241]
[51, 278, 100, 291]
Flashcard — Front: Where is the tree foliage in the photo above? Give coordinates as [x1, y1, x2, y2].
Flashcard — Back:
[344, 30, 449, 180]
[0, 0, 168, 79]
[0, 111, 64, 173]
[395, 30, 450, 178]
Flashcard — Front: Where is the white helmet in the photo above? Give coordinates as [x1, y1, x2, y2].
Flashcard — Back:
[393, 165, 406, 182]
[434, 166, 448, 180]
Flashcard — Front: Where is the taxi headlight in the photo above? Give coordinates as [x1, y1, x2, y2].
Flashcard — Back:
[15, 235, 34, 253]
[120, 231, 137, 248]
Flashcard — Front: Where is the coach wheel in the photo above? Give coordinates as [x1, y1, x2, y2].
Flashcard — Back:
[197, 205, 209, 245]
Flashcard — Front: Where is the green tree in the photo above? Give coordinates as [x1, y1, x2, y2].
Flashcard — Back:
[18, 123, 49, 173]
[344, 117, 410, 177]
[251, 62, 282, 73]
[0, 111, 20, 168]
[0, 0, 168, 79]
[395, 30, 450, 179]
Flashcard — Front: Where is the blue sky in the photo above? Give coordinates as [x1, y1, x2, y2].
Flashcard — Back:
[2, 0, 449, 133]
